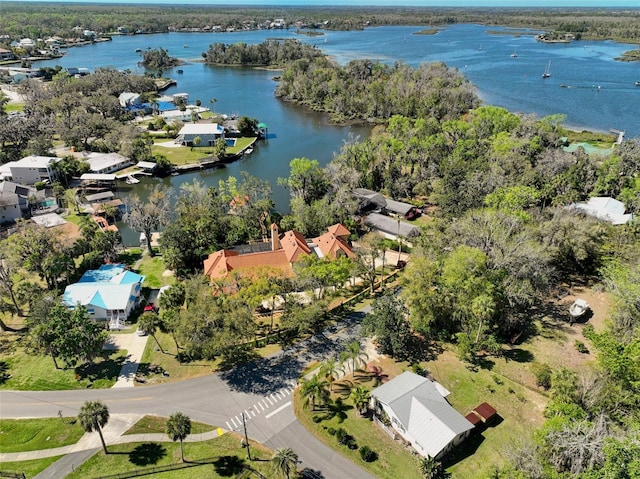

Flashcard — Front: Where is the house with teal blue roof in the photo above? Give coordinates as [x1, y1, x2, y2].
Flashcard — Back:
[63, 264, 145, 330]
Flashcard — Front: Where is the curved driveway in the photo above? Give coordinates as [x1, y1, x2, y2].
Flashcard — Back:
[0, 310, 375, 479]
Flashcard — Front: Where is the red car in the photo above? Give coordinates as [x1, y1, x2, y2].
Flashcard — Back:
[144, 303, 158, 313]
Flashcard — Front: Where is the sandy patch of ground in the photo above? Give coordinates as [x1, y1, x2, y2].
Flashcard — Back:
[52, 220, 82, 246]
[0, 86, 24, 103]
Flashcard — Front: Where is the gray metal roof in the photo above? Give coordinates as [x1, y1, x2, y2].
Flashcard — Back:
[364, 212, 420, 238]
[353, 188, 387, 209]
[372, 372, 474, 458]
[384, 199, 414, 216]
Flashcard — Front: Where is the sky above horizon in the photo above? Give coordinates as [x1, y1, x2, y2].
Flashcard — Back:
[13, 1, 640, 7]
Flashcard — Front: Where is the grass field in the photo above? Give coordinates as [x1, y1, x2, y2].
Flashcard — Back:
[124, 415, 214, 436]
[136, 254, 175, 289]
[65, 433, 275, 479]
[151, 137, 256, 166]
[0, 346, 128, 391]
[0, 417, 85, 453]
[0, 456, 62, 478]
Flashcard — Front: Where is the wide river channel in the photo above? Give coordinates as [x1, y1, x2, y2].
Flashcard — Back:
[37, 24, 640, 245]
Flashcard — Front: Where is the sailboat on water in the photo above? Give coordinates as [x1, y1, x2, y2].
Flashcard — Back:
[542, 60, 551, 79]
[510, 47, 518, 58]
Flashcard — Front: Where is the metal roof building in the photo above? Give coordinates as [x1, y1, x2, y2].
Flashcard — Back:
[371, 372, 474, 459]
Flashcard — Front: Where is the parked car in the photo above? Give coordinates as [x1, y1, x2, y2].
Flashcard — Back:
[136, 327, 148, 336]
[144, 303, 158, 313]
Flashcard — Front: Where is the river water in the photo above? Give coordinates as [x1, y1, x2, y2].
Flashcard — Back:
[37, 24, 640, 244]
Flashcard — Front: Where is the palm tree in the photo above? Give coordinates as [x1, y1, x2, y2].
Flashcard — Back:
[341, 340, 368, 375]
[350, 386, 370, 417]
[300, 375, 329, 411]
[271, 447, 299, 479]
[320, 357, 343, 392]
[166, 411, 191, 462]
[78, 400, 110, 454]
[138, 312, 164, 353]
[421, 456, 448, 479]
[471, 294, 496, 345]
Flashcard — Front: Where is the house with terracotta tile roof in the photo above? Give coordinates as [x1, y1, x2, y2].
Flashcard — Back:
[204, 223, 353, 282]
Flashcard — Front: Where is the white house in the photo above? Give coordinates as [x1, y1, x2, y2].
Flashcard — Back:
[371, 371, 475, 459]
[176, 123, 225, 146]
[0, 191, 22, 223]
[118, 92, 142, 108]
[84, 152, 133, 174]
[572, 197, 635, 225]
[63, 264, 145, 330]
[9, 156, 59, 185]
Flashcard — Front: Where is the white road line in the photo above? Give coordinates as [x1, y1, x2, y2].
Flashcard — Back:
[226, 421, 232, 430]
[273, 392, 282, 400]
[266, 396, 274, 405]
[283, 389, 291, 396]
[230, 417, 237, 428]
[244, 410, 252, 419]
[270, 393, 279, 402]
[257, 403, 265, 412]
[261, 400, 269, 409]
[265, 401, 292, 419]
[234, 416, 241, 426]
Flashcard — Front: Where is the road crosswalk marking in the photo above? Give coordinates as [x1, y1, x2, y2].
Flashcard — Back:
[225, 384, 295, 430]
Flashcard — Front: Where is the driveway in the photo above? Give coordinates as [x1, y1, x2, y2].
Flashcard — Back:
[103, 332, 149, 388]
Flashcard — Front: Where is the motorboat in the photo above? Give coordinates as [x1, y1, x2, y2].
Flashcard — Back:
[569, 299, 589, 320]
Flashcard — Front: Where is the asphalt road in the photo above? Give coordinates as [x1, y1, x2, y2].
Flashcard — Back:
[0, 310, 375, 479]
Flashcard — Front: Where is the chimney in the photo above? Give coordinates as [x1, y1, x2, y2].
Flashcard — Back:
[271, 223, 280, 251]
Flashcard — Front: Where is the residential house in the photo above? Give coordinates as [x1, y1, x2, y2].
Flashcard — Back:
[176, 123, 225, 147]
[310, 224, 355, 259]
[384, 199, 421, 220]
[118, 92, 142, 108]
[204, 224, 354, 282]
[363, 212, 420, 240]
[84, 152, 133, 174]
[571, 196, 635, 225]
[63, 264, 145, 330]
[18, 38, 36, 50]
[353, 188, 387, 213]
[0, 191, 22, 223]
[353, 188, 419, 220]
[371, 371, 475, 459]
[0, 48, 16, 61]
[8, 155, 59, 185]
[0, 181, 45, 217]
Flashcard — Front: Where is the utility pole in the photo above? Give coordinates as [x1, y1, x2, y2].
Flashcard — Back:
[242, 412, 252, 461]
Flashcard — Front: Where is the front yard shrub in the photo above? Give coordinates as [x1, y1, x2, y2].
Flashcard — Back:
[336, 427, 348, 445]
[574, 340, 589, 354]
[359, 445, 378, 462]
[531, 362, 552, 390]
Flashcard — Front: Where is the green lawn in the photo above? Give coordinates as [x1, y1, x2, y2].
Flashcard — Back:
[295, 388, 424, 479]
[124, 415, 214, 436]
[65, 433, 275, 479]
[0, 418, 85, 453]
[136, 254, 175, 289]
[4, 103, 24, 113]
[0, 456, 62, 478]
[0, 348, 128, 391]
[151, 137, 256, 166]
